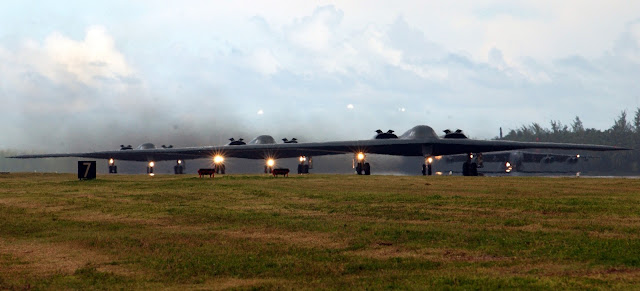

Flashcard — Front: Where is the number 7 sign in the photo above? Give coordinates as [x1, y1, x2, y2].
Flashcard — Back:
[78, 161, 96, 180]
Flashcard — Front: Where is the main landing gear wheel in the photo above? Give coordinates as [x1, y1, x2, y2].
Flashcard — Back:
[297, 164, 310, 174]
[422, 164, 432, 176]
[356, 162, 371, 175]
[174, 165, 184, 174]
[462, 161, 478, 176]
[174, 160, 185, 174]
[215, 164, 226, 174]
[354, 153, 371, 175]
[108, 158, 117, 174]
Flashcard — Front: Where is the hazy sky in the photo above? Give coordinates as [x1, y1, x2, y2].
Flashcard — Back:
[1, 1, 639, 152]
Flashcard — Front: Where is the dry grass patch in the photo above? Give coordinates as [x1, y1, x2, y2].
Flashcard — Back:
[218, 228, 348, 249]
[169, 277, 285, 290]
[0, 197, 51, 211]
[0, 238, 132, 276]
[60, 210, 167, 226]
[491, 261, 640, 281]
[350, 245, 507, 263]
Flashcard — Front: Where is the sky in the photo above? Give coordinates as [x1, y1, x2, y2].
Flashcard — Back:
[1, 0, 639, 152]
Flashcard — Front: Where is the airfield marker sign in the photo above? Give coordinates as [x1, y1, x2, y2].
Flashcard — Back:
[78, 161, 96, 180]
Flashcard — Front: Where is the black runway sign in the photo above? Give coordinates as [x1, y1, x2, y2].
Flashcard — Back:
[78, 161, 96, 180]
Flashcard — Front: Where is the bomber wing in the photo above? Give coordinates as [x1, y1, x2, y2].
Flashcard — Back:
[443, 150, 596, 163]
[10, 137, 626, 162]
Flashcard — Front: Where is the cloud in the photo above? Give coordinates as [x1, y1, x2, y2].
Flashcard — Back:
[286, 5, 343, 52]
[0, 26, 240, 151]
[613, 20, 640, 64]
[200, 7, 639, 136]
[23, 26, 133, 88]
[1, 2, 639, 153]
[246, 48, 281, 75]
[0, 26, 142, 117]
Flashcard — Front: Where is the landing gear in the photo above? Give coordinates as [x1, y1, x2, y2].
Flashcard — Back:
[422, 164, 432, 176]
[422, 156, 434, 176]
[297, 164, 308, 174]
[354, 153, 371, 175]
[108, 158, 117, 174]
[297, 156, 312, 174]
[462, 161, 478, 176]
[215, 163, 226, 174]
[213, 155, 225, 174]
[462, 153, 479, 176]
[265, 159, 275, 174]
[355, 163, 371, 175]
[147, 161, 155, 176]
[174, 160, 184, 174]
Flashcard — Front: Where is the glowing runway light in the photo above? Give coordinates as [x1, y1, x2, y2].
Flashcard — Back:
[505, 162, 513, 173]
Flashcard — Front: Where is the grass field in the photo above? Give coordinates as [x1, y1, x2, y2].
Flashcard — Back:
[1, 173, 640, 290]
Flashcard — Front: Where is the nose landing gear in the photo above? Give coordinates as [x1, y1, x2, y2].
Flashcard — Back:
[174, 160, 184, 174]
[108, 158, 117, 174]
[354, 153, 371, 175]
[422, 156, 434, 176]
[297, 156, 312, 174]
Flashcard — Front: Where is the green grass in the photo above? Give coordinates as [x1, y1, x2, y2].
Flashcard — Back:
[1, 173, 640, 289]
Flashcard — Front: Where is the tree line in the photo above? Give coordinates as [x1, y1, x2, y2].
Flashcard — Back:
[499, 109, 640, 174]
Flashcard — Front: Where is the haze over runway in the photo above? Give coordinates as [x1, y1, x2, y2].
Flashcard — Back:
[1, 1, 639, 152]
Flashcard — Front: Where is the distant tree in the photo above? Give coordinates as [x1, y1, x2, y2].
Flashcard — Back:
[550, 120, 561, 133]
[571, 116, 584, 133]
[530, 123, 545, 137]
[634, 108, 640, 133]
[612, 110, 632, 133]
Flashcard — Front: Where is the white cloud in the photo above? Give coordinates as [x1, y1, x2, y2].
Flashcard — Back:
[0, 26, 142, 115]
[624, 22, 640, 63]
[286, 6, 343, 52]
[246, 48, 281, 75]
[1, 1, 639, 151]
[31, 26, 132, 87]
